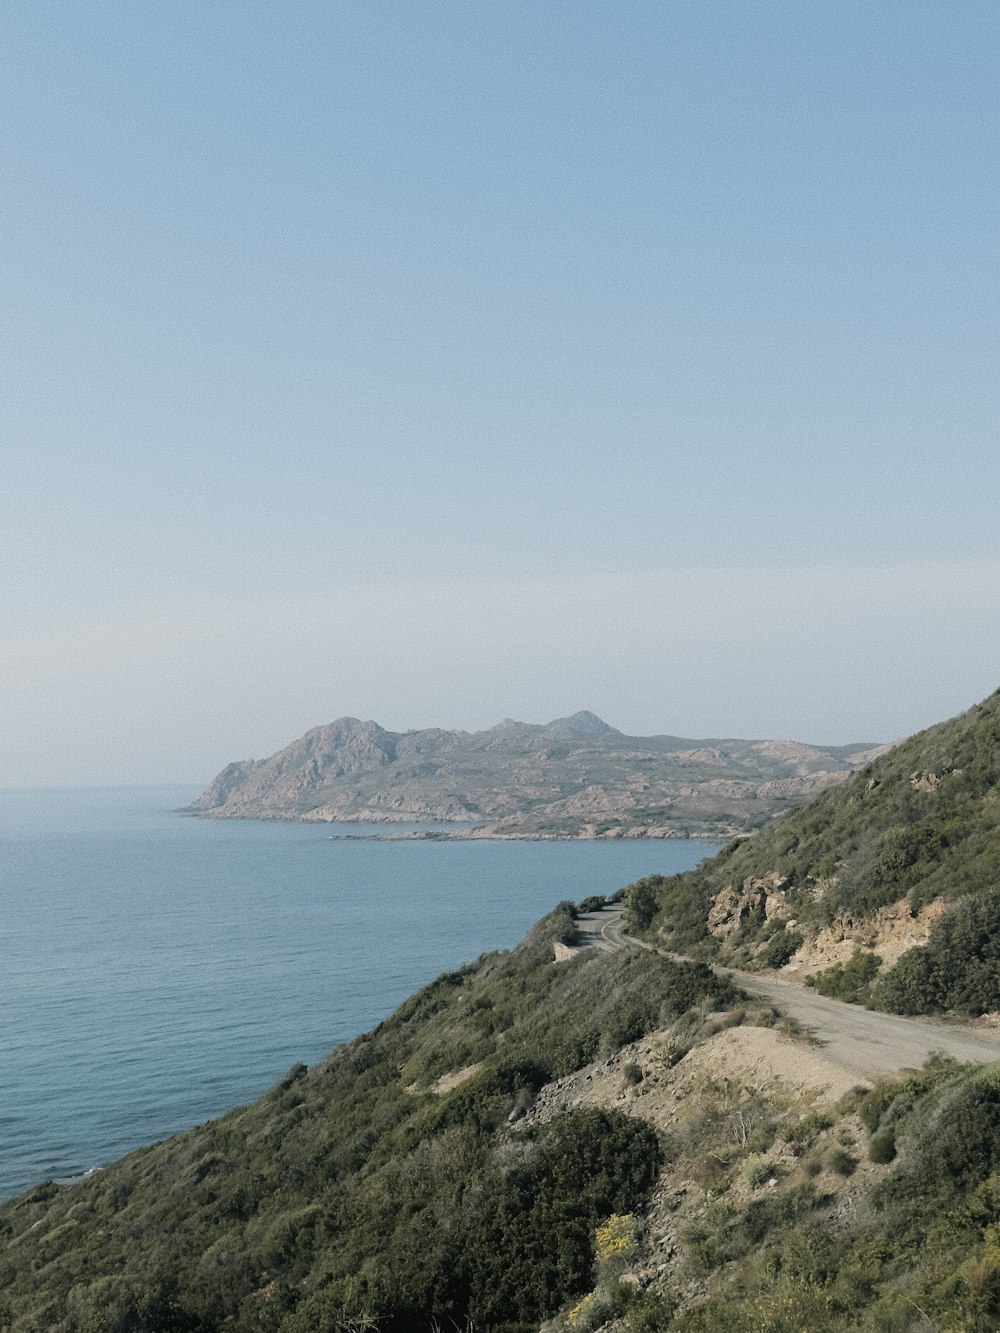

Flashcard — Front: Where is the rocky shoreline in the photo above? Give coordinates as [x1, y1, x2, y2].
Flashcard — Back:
[323, 826, 724, 842]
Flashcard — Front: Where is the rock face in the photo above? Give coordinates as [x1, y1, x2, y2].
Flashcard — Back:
[708, 873, 789, 938]
[783, 896, 948, 975]
[187, 713, 885, 840]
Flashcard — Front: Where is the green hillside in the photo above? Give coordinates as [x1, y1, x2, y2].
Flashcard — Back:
[627, 689, 1000, 1014]
[0, 908, 735, 1333]
[8, 899, 1000, 1332]
[6, 691, 1000, 1333]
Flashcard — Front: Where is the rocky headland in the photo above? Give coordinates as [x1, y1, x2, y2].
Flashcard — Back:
[187, 710, 885, 840]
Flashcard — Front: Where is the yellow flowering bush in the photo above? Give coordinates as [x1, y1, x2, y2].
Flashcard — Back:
[595, 1212, 638, 1264]
[566, 1291, 596, 1327]
[556, 1214, 641, 1330]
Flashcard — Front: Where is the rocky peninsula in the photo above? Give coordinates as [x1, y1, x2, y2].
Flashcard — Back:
[187, 711, 885, 840]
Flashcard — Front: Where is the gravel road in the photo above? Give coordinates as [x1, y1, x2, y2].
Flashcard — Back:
[576, 906, 1000, 1084]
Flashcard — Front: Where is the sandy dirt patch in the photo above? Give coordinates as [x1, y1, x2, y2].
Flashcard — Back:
[676, 1026, 861, 1103]
[430, 1063, 482, 1095]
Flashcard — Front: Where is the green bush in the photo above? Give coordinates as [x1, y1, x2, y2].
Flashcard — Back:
[683, 1184, 818, 1270]
[627, 1290, 676, 1331]
[578, 894, 607, 913]
[899, 1068, 1000, 1199]
[829, 1147, 858, 1176]
[805, 950, 881, 1003]
[740, 1154, 774, 1190]
[782, 1110, 833, 1153]
[868, 1127, 897, 1164]
[762, 928, 804, 968]
[623, 879, 662, 933]
[859, 1081, 905, 1133]
[461, 1108, 662, 1329]
[876, 889, 1000, 1015]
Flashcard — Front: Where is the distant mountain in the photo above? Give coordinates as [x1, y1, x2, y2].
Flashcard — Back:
[546, 710, 621, 737]
[187, 713, 886, 840]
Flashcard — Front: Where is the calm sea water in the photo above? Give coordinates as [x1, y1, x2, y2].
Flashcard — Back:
[0, 786, 718, 1200]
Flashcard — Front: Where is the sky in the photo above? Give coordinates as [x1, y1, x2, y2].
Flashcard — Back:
[2, 1, 999, 785]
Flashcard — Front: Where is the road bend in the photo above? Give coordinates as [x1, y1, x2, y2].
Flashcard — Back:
[577, 906, 1000, 1084]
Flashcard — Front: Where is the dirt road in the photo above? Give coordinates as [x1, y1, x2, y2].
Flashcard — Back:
[723, 964, 1000, 1083]
[577, 906, 1000, 1084]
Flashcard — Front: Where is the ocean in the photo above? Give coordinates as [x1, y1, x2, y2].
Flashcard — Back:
[0, 786, 718, 1200]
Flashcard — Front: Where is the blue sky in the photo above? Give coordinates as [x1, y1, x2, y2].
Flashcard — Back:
[2, 2, 998, 783]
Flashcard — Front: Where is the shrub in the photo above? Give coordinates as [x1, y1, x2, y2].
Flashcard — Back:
[859, 1081, 905, 1133]
[877, 889, 1000, 1015]
[783, 1110, 833, 1152]
[740, 1154, 774, 1190]
[627, 1290, 675, 1331]
[578, 895, 607, 914]
[869, 1127, 897, 1164]
[623, 880, 661, 933]
[875, 944, 946, 1015]
[594, 1211, 639, 1288]
[463, 1108, 662, 1329]
[762, 928, 804, 969]
[901, 1068, 1000, 1199]
[805, 950, 881, 1003]
[829, 1147, 858, 1176]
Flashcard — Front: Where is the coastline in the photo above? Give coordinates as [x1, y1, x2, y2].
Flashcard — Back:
[324, 827, 725, 842]
[181, 807, 734, 842]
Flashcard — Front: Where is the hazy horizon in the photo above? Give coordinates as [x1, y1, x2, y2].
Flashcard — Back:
[3, 4, 998, 785]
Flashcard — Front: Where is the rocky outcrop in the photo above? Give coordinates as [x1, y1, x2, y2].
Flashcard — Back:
[191, 718, 399, 818]
[187, 714, 883, 839]
[708, 873, 789, 938]
[783, 896, 948, 975]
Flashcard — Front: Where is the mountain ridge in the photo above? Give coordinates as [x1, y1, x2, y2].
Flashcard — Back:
[187, 713, 886, 839]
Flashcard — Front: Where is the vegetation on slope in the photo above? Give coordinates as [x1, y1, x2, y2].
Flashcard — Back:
[6, 895, 1000, 1331]
[627, 689, 1000, 1015]
[8, 693, 1000, 1332]
[0, 906, 735, 1333]
[576, 1055, 1000, 1333]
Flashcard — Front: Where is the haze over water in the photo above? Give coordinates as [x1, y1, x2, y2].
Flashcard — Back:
[0, 786, 717, 1201]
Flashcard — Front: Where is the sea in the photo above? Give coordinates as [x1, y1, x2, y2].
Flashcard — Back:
[0, 785, 718, 1202]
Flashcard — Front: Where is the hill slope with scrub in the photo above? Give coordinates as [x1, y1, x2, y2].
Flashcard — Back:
[7, 895, 1000, 1332]
[7, 693, 1000, 1331]
[628, 689, 1000, 1016]
[0, 906, 737, 1333]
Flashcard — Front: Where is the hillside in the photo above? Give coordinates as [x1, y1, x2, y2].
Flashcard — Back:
[8, 694, 1000, 1332]
[0, 907, 738, 1332]
[7, 895, 1000, 1332]
[187, 711, 884, 840]
[629, 688, 1000, 1016]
